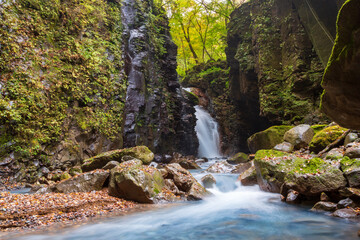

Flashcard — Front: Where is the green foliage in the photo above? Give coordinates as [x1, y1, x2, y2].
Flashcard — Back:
[158, 0, 240, 75]
[0, 0, 126, 157]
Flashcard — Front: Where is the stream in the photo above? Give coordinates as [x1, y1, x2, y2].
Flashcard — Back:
[11, 168, 360, 240]
[8, 105, 360, 240]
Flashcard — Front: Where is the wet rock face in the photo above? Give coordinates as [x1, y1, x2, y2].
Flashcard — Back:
[321, 0, 360, 129]
[121, 0, 198, 155]
[226, 0, 341, 126]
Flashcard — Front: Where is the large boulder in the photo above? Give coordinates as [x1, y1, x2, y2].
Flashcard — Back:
[321, 0, 360, 129]
[309, 125, 348, 153]
[311, 201, 337, 212]
[82, 146, 154, 172]
[53, 170, 109, 193]
[254, 150, 347, 196]
[164, 163, 209, 200]
[247, 126, 292, 153]
[283, 124, 314, 150]
[108, 160, 164, 203]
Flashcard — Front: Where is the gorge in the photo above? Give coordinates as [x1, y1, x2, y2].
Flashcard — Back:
[0, 0, 360, 238]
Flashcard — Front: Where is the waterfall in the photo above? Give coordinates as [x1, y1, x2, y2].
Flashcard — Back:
[194, 105, 222, 158]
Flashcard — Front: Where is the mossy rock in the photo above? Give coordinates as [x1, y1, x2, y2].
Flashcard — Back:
[340, 157, 360, 188]
[309, 125, 348, 153]
[108, 160, 165, 203]
[247, 126, 293, 153]
[82, 146, 154, 172]
[227, 152, 249, 164]
[183, 89, 200, 106]
[254, 150, 347, 195]
[60, 172, 71, 181]
[311, 125, 328, 135]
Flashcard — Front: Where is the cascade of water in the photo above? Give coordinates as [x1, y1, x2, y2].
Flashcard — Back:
[194, 105, 222, 158]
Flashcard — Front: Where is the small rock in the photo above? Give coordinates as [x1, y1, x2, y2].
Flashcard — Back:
[238, 166, 257, 186]
[325, 148, 344, 160]
[60, 172, 71, 181]
[179, 160, 200, 170]
[231, 162, 252, 174]
[201, 174, 216, 188]
[283, 124, 314, 150]
[337, 198, 356, 209]
[102, 161, 120, 170]
[320, 192, 331, 201]
[286, 189, 300, 204]
[345, 144, 360, 159]
[273, 142, 294, 153]
[345, 133, 359, 146]
[187, 182, 210, 200]
[206, 160, 236, 173]
[195, 158, 207, 164]
[311, 201, 337, 212]
[332, 208, 358, 218]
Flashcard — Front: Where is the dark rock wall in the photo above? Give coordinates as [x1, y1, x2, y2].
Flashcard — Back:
[121, 0, 198, 156]
[226, 0, 342, 130]
[321, 0, 360, 129]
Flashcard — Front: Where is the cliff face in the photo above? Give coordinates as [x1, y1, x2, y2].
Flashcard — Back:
[0, 0, 197, 183]
[321, 0, 360, 129]
[121, 0, 198, 156]
[226, 0, 342, 128]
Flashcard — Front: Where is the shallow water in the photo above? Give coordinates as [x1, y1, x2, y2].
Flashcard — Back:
[11, 171, 360, 240]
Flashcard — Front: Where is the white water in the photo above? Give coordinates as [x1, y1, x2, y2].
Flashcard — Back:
[194, 105, 222, 158]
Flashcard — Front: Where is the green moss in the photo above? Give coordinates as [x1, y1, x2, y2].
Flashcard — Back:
[183, 90, 199, 106]
[254, 149, 288, 160]
[0, 0, 125, 158]
[340, 156, 360, 171]
[60, 172, 71, 181]
[311, 125, 328, 135]
[248, 125, 293, 153]
[309, 125, 348, 153]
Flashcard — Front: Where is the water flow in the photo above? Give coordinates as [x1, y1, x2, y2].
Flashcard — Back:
[194, 105, 222, 158]
[14, 173, 359, 240]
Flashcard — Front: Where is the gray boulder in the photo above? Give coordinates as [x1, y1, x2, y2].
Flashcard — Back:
[54, 170, 109, 193]
[345, 144, 360, 159]
[283, 124, 314, 150]
[108, 160, 164, 203]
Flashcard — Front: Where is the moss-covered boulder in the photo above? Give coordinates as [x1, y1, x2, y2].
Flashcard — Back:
[247, 126, 292, 153]
[309, 125, 348, 153]
[108, 160, 164, 203]
[341, 157, 360, 188]
[227, 152, 249, 164]
[254, 150, 347, 196]
[82, 146, 154, 172]
[321, 0, 360, 129]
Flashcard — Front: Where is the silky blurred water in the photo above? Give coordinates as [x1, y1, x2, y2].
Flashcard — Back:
[9, 172, 359, 240]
